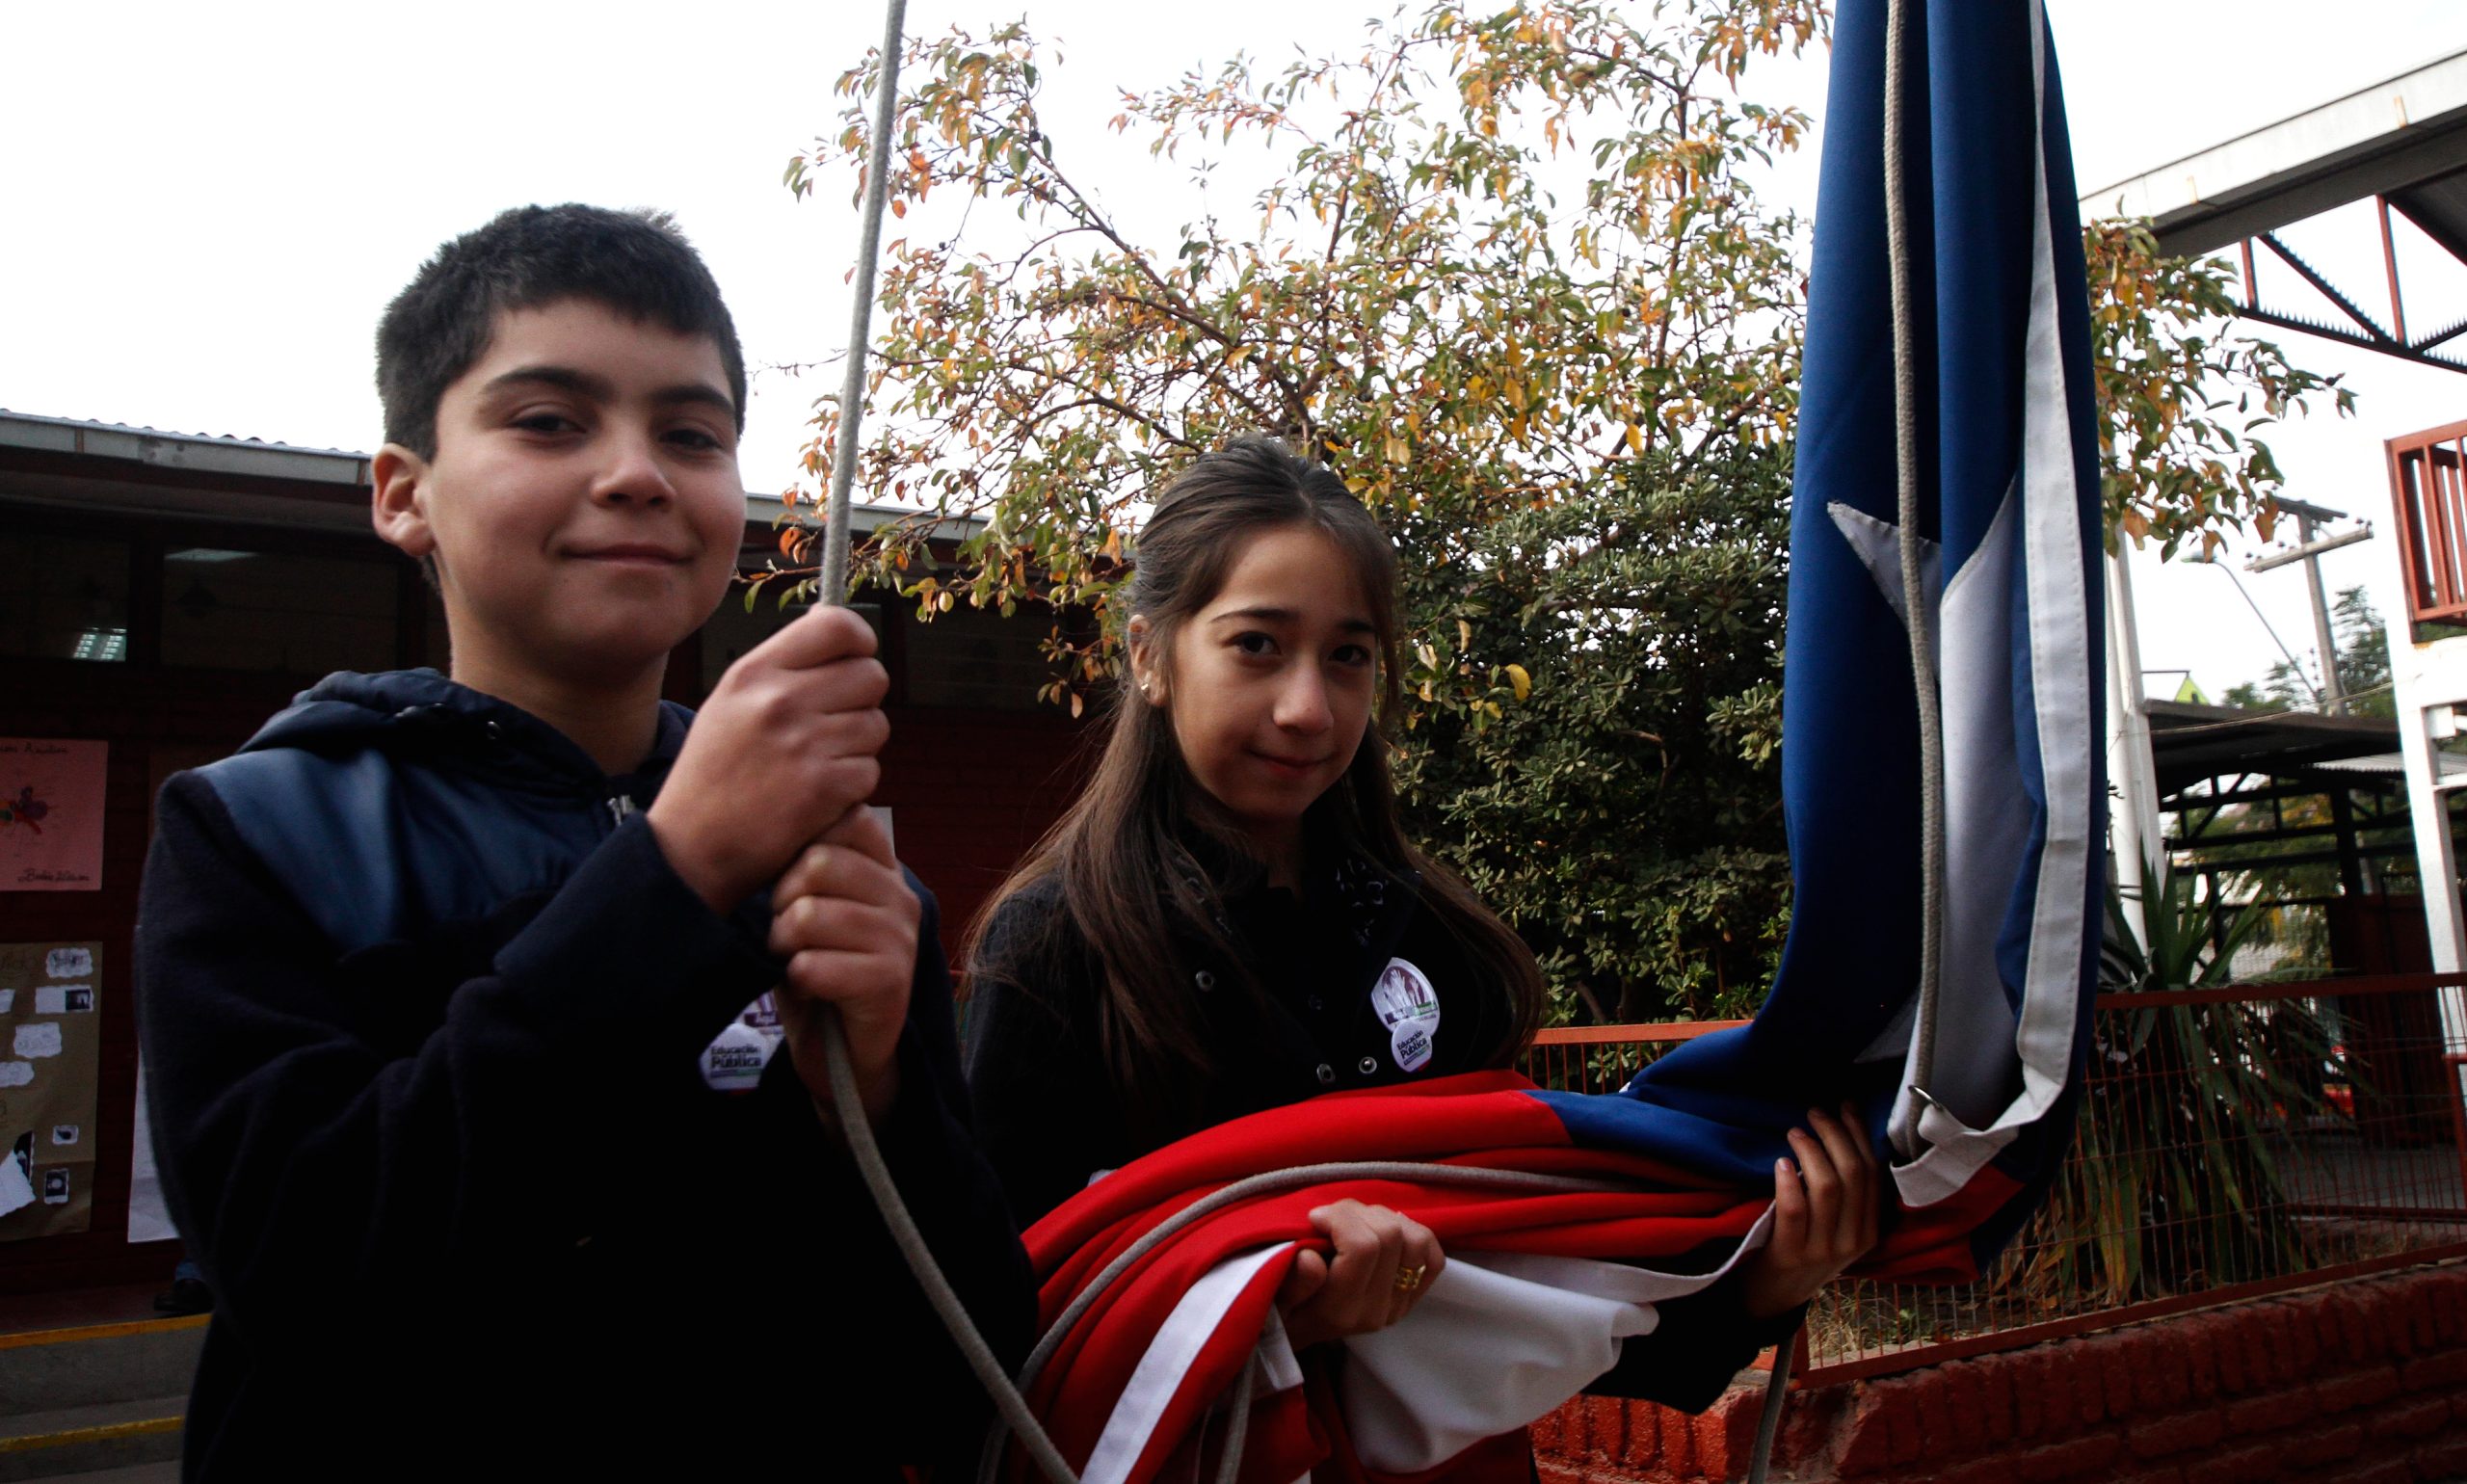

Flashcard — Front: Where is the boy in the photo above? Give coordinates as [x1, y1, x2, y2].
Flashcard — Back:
[136, 204, 1029, 1478]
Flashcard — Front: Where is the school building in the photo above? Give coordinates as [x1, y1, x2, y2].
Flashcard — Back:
[0, 409, 1094, 1298]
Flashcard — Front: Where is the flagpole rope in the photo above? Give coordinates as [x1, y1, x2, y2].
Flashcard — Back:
[817, 0, 905, 605]
[1882, 0, 1948, 1125]
[801, 1, 1086, 1479]
[1743, 3, 1949, 1480]
[800, 8, 1674, 1468]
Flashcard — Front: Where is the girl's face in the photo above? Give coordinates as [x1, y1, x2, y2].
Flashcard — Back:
[1138, 524, 1380, 870]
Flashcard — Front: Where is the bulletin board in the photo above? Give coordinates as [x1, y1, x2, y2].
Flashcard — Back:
[0, 941, 103, 1239]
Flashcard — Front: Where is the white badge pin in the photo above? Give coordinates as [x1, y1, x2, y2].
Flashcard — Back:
[1369, 958, 1441, 1073]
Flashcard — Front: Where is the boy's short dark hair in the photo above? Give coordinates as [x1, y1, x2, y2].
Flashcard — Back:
[376, 204, 748, 460]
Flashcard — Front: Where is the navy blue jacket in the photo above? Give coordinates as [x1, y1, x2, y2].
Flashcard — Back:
[137, 671, 1030, 1479]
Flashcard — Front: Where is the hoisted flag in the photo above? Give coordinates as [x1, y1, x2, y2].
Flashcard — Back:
[1630, 0, 2106, 1277]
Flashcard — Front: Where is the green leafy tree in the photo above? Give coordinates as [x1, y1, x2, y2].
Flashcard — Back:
[1393, 442, 1794, 1021]
[2083, 222, 2354, 559]
[776, 0, 2350, 1020]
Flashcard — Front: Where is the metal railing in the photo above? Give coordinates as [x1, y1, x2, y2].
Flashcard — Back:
[1523, 972, 2467, 1384]
[1522, 1020, 1747, 1094]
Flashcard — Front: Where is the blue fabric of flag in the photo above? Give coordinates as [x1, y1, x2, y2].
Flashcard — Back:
[1586, 0, 2108, 1276]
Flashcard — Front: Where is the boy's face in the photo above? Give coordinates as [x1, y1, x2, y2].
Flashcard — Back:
[373, 299, 744, 691]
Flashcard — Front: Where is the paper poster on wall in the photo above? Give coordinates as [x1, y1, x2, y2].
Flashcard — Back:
[0, 941, 102, 1239]
[0, 740, 108, 892]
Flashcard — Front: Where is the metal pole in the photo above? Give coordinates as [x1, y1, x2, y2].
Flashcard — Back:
[2378, 196, 2407, 347]
[2106, 543, 2167, 947]
[2298, 512, 2348, 714]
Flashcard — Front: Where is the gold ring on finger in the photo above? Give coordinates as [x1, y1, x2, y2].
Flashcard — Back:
[1393, 1263, 1426, 1293]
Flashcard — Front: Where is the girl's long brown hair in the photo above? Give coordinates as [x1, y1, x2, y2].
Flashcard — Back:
[966, 435, 1548, 1141]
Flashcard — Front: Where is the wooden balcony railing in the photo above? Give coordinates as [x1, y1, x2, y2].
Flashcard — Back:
[2389, 417, 2467, 628]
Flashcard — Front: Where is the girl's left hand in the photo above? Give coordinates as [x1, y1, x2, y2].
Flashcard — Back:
[1275, 1200, 1446, 1351]
[1739, 1102, 1882, 1318]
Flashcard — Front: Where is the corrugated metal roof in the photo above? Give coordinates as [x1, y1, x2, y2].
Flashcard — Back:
[0, 408, 367, 460]
[2312, 749, 2467, 781]
[2145, 699, 2402, 793]
[2082, 48, 2467, 256]
[0, 408, 372, 486]
[0, 409, 975, 535]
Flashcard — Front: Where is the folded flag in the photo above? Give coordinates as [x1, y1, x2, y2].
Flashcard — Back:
[994, 0, 2105, 1476]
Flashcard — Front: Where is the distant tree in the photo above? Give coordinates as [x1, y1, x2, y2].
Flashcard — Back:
[2217, 586, 2393, 719]
[2332, 586, 2394, 719]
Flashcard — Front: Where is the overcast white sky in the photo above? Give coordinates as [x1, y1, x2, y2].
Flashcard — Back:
[5, 1, 2464, 700]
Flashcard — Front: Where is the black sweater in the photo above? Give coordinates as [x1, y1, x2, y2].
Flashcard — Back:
[136, 670, 1031, 1479]
[963, 855, 1798, 1416]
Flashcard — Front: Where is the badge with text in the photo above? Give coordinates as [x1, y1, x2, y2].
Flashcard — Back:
[699, 993, 784, 1093]
[1369, 958, 1441, 1073]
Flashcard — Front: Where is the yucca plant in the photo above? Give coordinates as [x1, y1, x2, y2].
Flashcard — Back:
[2003, 863, 2333, 1310]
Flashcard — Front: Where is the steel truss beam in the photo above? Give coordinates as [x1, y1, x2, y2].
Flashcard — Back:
[2233, 196, 2467, 375]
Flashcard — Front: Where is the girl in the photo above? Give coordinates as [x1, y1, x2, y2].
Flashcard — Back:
[960, 435, 1876, 1411]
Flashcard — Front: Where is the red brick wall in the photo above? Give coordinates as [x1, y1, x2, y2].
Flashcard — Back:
[876, 701, 1096, 968]
[1535, 1259, 2467, 1484]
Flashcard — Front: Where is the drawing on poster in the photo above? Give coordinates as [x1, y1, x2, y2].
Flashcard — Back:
[0, 785, 48, 835]
[50, 1125, 77, 1146]
[0, 1136, 30, 1219]
[14, 1023, 62, 1059]
[0, 741, 107, 892]
[45, 948, 92, 978]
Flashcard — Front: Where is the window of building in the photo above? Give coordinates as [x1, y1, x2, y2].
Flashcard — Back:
[902, 598, 1052, 711]
[0, 534, 130, 663]
[159, 547, 397, 676]
[700, 586, 883, 697]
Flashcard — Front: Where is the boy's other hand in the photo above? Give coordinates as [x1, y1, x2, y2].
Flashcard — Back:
[650, 605, 889, 914]
[1275, 1199, 1446, 1351]
[1740, 1102, 1881, 1318]
[768, 806, 917, 1126]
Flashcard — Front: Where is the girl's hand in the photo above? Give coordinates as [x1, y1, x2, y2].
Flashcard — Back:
[1740, 1103, 1882, 1318]
[1274, 1200, 1446, 1351]
[766, 807, 919, 1127]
